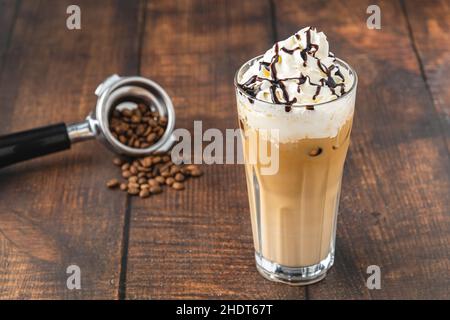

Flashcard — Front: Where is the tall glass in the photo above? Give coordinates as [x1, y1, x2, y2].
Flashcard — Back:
[234, 56, 357, 285]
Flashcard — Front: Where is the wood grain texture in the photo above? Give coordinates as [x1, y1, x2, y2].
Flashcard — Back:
[403, 0, 450, 152]
[274, 0, 450, 299]
[0, 0, 18, 71]
[124, 0, 306, 299]
[0, 0, 448, 300]
[0, 0, 142, 299]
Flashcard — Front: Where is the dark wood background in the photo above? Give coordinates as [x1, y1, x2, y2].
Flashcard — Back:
[0, 0, 448, 299]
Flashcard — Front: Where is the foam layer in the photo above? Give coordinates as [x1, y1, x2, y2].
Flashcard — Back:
[236, 81, 355, 141]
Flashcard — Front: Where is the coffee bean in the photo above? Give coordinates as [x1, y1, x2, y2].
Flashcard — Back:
[119, 135, 127, 144]
[148, 179, 159, 187]
[137, 165, 151, 173]
[113, 126, 122, 134]
[122, 170, 132, 178]
[160, 162, 172, 174]
[131, 115, 141, 124]
[128, 176, 138, 183]
[120, 123, 129, 132]
[132, 160, 140, 167]
[130, 166, 138, 175]
[185, 165, 202, 177]
[146, 133, 157, 143]
[128, 182, 140, 189]
[170, 165, 180, 175]
[159, 116, 168, 126]
[161, 171, 171, 178]
[185, 164, 198, 171]
[153, 156, 162, 164]
[106, 179, 120, 188]
[190, 167, 202, 177]
[136, 124, 146, 135]
[155, 176, 165, 184]
[146, 132, 158, 143]
[139, 189, 150, 198]
[108, 151, 203, 197]
[143, 127, 152, 136]
[122, 109, 133, 117]
[109, 103, 166, 150]
[165, 177, 175, 186]
[142, 157, 152, 168]
[113, 158, 123, 166]
[172, 182, 184, 190]
[174, 173, 185, 182]
[150, 185, 162, 194]
[128, 187, 139, 195]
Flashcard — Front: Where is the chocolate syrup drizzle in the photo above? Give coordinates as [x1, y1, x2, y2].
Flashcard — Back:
[238, 27, 348, 112]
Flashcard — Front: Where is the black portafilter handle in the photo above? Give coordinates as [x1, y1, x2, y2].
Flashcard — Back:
[0, 123, 71, 168]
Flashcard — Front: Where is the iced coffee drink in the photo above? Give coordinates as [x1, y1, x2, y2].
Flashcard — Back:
[234, 27, 357, 285]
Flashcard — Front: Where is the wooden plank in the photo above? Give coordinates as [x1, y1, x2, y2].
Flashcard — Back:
[0, 0, 18, 70]
[274, 0, 450, 299]
[0, 0, 141, 299]
[125, 0, 307, 299]
[403, 0, 450, 152]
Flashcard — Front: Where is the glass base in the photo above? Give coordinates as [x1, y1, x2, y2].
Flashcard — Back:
[255, 251, 334, 286]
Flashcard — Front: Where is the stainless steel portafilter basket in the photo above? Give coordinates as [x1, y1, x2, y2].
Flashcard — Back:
[0, 75, 176, 168]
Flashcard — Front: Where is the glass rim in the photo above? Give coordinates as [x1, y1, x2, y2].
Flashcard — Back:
[233, 54, 358, 108]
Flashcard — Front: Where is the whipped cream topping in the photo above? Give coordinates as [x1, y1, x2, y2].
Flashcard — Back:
[238, 27, 354, 108]
[235, 27, 357, 141]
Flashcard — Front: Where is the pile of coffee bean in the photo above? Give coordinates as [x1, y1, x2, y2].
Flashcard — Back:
[109, 103, 167, 149]
[106, 153, 202, 198]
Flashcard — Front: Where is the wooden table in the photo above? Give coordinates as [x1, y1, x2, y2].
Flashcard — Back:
[0, 0, 448, 300]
